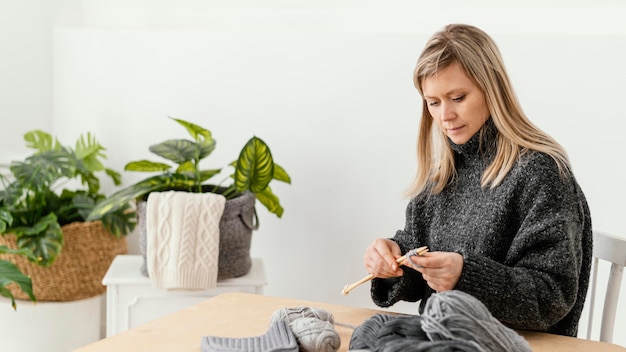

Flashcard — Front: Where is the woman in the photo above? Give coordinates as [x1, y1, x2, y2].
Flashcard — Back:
[364, 24, 592, 337]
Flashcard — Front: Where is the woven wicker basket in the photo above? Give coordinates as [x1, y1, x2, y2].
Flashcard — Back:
[0, 221, 128, 302]
[137, 188, 258, 280]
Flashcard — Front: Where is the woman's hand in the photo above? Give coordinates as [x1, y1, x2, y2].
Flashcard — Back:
[407, 251, 464, 292]
[364, 238, 404, 278]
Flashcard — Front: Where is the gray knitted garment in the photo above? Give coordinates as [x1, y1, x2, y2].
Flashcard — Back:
[201, 318, 298, 352]
[371, 119, 592, 337]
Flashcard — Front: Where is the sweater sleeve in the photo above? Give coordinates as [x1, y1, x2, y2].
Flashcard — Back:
[455, 153, 591, 334]
[370, 197, 428, 307]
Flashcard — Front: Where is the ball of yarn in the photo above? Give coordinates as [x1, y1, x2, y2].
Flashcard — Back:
[289, 317, 340, 352]
[270, 306, 335, 325]
[420, 290, 531, 352]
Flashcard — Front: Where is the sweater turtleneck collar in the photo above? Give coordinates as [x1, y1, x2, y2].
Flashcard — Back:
[448, 117, 497, 156]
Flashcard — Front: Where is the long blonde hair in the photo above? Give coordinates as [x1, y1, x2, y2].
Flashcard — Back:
[407, 24, 570, 198]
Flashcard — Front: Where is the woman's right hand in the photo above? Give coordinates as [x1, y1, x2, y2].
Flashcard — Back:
[364, 238, 404, 278]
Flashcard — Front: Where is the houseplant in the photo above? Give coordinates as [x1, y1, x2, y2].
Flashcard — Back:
[0, 130, 136, 302]
[87, 116, 291, 279]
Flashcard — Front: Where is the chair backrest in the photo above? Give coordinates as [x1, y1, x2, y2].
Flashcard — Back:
[586, 231, 626, 343]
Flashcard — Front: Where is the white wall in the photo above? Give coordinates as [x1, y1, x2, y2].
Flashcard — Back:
[2, 0, 626, 347]
[0, 0, 53, 160]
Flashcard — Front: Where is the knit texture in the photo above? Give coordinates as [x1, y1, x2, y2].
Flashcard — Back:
[146, 191, 226, 290]
[270, 306, 340, 352]
[371, 119, 592, 336]
[201, 318, 298, 352]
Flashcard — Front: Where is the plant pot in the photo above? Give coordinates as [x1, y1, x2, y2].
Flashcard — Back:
[138, 188, 258, 281]
[0, 221, 128, 302]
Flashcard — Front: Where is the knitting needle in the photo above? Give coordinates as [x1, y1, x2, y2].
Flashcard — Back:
[341, 246, 428, 296]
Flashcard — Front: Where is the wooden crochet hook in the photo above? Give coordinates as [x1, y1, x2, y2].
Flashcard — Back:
[341, 246, 428, 295]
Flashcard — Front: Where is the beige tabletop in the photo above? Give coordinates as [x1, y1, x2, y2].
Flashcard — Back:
[74, 292, 626, 352]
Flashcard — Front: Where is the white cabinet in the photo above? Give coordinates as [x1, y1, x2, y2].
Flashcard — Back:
[102, 255, 266, 337]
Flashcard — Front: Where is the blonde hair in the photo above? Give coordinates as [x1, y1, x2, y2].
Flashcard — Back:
[407, 24, 570, 197]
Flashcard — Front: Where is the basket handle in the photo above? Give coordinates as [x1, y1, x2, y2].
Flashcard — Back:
[241, 207, 260, 231]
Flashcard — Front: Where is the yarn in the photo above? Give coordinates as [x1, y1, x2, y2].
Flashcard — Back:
[421, 290, 531, 352]
[349, 290, 531, 352]
[289, 317, 341, 352]
[270, 306, 336, 325]
[349, 314, 396, 350]
[349, 313, 479, 352]
[271, 306, 340, 352]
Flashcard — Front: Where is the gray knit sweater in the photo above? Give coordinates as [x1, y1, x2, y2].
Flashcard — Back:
[371, 119, 592, 337]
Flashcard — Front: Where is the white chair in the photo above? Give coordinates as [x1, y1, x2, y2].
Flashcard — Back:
[586, 231, 626, 343]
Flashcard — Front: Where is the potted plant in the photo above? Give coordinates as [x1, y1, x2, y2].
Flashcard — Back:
[0, 130, 136, 302]
[87, 116, 291, 279]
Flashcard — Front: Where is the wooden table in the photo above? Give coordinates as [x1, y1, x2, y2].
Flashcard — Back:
[74, 292, 626, 352]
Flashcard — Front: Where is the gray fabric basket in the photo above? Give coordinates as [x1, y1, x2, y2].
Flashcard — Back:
[138, 188, 258, 281]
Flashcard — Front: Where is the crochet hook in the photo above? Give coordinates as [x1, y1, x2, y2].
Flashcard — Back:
[341, 246, 428, 295]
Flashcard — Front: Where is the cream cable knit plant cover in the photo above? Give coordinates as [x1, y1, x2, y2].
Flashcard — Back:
[146, 191, 226, 290]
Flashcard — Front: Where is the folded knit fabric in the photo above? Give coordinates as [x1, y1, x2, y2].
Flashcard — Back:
[146, 191, 225, 290]
[201, 318, 298, 352]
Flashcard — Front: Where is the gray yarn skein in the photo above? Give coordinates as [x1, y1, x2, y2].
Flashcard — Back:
[289, 317, 340, 352]
[271, 306, 340, 352]
[270, 306, 336, 325]
[421, 290, 532, 352]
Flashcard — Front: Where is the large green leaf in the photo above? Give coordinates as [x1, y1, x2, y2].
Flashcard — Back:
[23, 130, 60, 153]
[255, 186, 284, 218]
[149, 139, 203, 164]
[10, 150, 73, 190]
[0, 259, 36, 309]
[234, 137, 274, 193]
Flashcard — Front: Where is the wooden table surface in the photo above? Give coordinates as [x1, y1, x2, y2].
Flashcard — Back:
[74, 292, 626, 352]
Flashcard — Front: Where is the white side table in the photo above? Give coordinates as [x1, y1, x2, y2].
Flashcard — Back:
[102, 255, 267, 337]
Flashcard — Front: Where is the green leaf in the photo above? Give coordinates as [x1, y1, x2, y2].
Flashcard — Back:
[68, 192, 97, 221]
[86, 174, 193, 220]
[0, 245, 34, 257]
[105, 168, 122, 186]
[198, 169, 222, 182]
[149, 139, 201, 164]
[23, 130, 60, 153]
[273, 163, 292, 184]
[10, 150, 73, 190]
[125, 160, 172, 172]
[16, 217, 63, 267]
[255, 186, 284, 218]
[0, 259, 36, 308]
[170, 116, 213, 143]
[75, 132, 106, 173]
[100, 203, 136, 238]
[10, 212, 58, 237]
[234, 137, 274, 193]
[0, 210, 12, 234]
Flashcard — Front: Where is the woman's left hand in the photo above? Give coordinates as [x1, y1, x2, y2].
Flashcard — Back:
[407, 251, 464, 292]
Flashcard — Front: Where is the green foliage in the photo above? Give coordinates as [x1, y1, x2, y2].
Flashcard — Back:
[0, 130, 136, 268]
[88, 116, 291, 221]
[0, 246, 36, 309]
